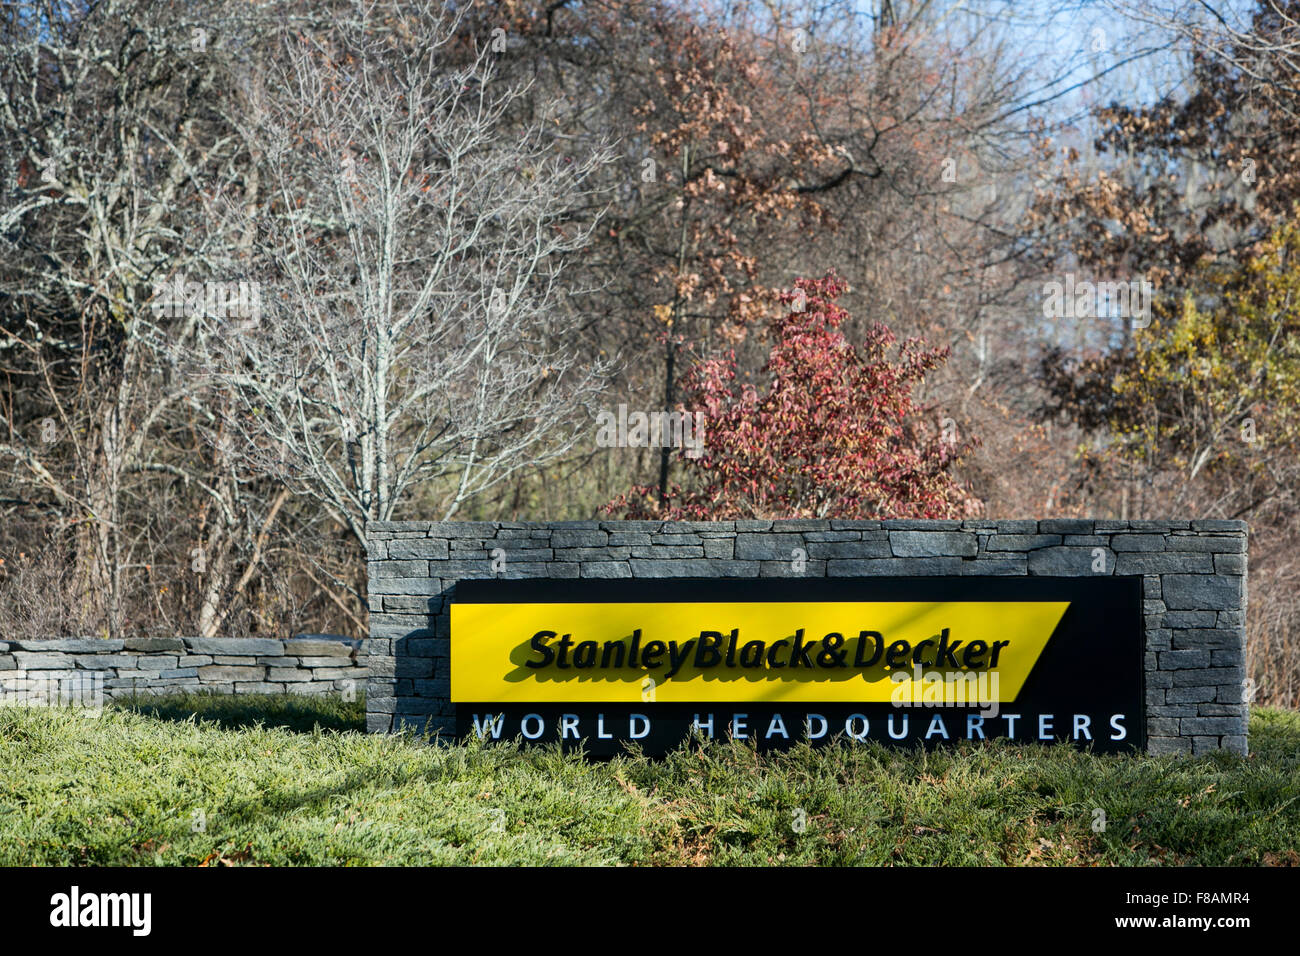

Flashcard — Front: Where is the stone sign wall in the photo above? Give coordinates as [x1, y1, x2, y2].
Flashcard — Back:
[365, 519, 1249, 755]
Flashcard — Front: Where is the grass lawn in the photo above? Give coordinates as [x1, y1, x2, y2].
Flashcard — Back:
[0, 694, 1297, 866]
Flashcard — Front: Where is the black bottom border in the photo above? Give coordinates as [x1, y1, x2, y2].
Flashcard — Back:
[2, 864, 1277, 942]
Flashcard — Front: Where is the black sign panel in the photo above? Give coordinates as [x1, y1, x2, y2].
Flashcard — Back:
[451, 576, 1145, 755]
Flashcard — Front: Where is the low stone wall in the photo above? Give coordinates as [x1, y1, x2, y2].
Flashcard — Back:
[366, 518, 1249, 755]
[0, 635, 368, 701]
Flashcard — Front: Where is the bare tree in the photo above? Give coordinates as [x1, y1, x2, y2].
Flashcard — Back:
[169, 2, 613, 547]
[0, 0, 268, 636]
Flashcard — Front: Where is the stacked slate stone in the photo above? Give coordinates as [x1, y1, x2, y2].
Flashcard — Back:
[0, 635, 367, 698]
[366, 519, 1248, 756]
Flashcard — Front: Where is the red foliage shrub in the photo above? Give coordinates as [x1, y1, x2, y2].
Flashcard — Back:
[609, 273, 979, 519]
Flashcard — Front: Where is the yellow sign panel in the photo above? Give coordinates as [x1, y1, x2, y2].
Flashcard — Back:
[450, 601, 1069, 703]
